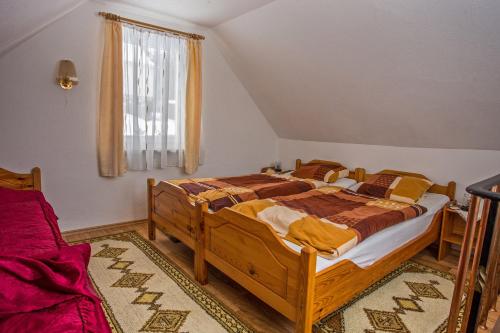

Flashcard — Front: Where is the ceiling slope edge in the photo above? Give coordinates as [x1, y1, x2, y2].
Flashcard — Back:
[210, 31, 279, 140]
[0, 0, 89, 58]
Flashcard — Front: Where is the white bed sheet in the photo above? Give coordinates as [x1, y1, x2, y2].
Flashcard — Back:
[329, 177, 358, 189]
[273, 172, 357, 189]
[284, 192, 450, 272]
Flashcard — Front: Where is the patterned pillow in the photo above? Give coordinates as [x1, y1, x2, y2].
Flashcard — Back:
[292, 162, 349, 183]
[357, 173, 433, 204]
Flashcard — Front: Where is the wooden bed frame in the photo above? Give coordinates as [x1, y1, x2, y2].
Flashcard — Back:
[195, 167, 456, 333]
[0, 167, 41, 191]
[147, 160, 365, 282]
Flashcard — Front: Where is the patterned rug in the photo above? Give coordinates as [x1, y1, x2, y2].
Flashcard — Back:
[84, 231, 254, 333]
[314, 261, 462, 333]
[83, 231, 460, 333]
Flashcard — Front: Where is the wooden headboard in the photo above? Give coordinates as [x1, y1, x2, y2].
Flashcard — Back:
[295, 159, 366, 183]
[363, 169, 456, 200]
[0, 167, 41, 191]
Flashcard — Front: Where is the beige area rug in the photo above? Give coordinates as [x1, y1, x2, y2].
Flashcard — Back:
[314, 261, 463, 333]
[84, 231, 254, 333]
[83, 231, 461, 333]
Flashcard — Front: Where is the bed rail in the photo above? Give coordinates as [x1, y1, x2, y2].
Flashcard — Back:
[447, 173, 500, 333]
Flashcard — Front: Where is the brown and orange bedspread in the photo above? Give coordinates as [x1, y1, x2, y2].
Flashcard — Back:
[167, 173, 320, 211]
[230, 186, 427, 259]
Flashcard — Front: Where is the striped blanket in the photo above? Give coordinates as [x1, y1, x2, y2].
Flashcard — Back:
[230, 187, 427, 259]
[167, 173, 325, 211]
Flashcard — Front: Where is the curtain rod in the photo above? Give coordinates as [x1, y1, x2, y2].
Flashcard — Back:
[98, 12, 205, 40]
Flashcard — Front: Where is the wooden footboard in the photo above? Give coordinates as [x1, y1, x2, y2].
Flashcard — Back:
[0, 167, 41, 191]
[147, 179, 207, 250]
[203, 208, 316, 324]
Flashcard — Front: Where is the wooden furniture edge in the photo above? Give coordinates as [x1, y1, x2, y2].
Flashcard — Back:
[296, 246, 317, 333]
[0, 166, 41, 191]
[147, 178, 156, 240]
[194, 196, 209, 284]
[438, 207, 475, 261]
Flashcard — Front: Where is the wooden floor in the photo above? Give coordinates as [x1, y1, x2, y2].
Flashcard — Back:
[64, 221, 499, 333]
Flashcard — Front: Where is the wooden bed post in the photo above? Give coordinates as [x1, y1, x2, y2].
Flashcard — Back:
[295, 159, 302, 170]
[447, 181, 456, 200]
[147, 178, 156, 240]
[194, 201, 208, 285]
[296, 246, 317, 333]
[32, 167, 41, 191]
[355, 167, 366, 182]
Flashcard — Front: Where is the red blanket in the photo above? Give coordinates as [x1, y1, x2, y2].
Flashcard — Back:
[0, 188, 110, 333]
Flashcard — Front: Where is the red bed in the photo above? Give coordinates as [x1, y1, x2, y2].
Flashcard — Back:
[0, 168, 110, 333]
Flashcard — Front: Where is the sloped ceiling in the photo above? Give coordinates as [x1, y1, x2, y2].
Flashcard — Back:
[2, 0, 499, 150]
[0, 0, 85, 55]
[215, 0, 500, 150]
[103, 0, 275, 27]
[0, 0, 275, 54]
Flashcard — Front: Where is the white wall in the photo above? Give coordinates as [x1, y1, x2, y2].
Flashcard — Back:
[279, 138, 500, 200]
[0, 1, 277, 231]
[215, 0, 500, 150]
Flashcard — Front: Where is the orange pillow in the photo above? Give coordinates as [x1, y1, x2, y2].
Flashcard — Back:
[292, 163, 349, 183]
[357, 173, 433, 204]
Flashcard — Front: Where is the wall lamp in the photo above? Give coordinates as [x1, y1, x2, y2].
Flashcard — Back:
[57, 59, 78, 90]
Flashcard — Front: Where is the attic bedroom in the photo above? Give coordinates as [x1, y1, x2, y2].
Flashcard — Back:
[0, 0, 499, 332]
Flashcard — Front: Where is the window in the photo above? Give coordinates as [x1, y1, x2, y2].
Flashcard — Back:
[122, 24, 187, 170]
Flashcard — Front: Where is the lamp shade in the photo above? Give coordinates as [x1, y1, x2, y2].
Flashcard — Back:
[57, 59, 78, 89]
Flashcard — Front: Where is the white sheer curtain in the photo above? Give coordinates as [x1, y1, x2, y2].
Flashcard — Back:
[122, 24, 187, 170]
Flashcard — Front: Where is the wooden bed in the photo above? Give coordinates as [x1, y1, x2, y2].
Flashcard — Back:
[196, 168, 456, 333]
[147, 159, 365, 282]
[0, 167, 41, 191]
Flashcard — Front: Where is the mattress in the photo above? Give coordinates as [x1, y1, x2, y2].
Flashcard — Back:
[284, 192, 450, 272]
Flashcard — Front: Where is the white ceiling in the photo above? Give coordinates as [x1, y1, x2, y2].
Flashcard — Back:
[103, 0, 275, 27]
[0, 0, 84, 54]
[215, 0, 500, 150]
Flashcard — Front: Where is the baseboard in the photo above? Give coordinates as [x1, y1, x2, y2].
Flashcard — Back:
[62, 219, 147, 237]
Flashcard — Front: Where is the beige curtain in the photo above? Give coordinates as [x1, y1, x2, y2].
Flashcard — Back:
[184, 39, 202, 175]
[98, 21, 126, 177]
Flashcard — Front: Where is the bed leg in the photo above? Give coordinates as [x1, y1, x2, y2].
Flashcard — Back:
[194, 239, 208, 285]
[147, 178, 156, 241]
[194, 202, 208, 285]
[295, 246, 317, 333]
